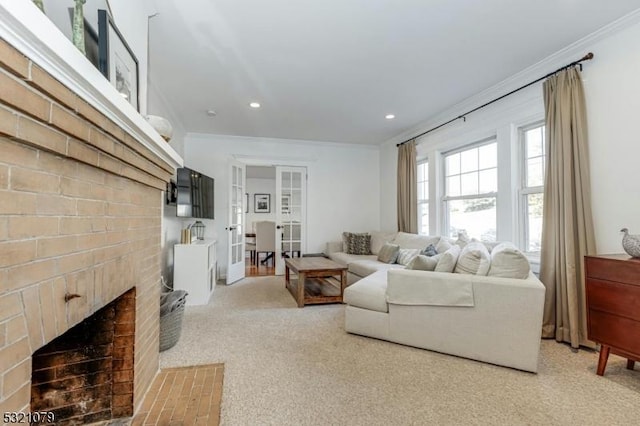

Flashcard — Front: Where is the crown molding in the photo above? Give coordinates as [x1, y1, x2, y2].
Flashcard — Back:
[187, 132, 381, 151]
[383, 8, 640, 147]
[0, 1, 183, 168]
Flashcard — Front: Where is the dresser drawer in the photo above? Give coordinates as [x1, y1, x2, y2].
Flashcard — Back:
[585, 256, 640, 286]
[588, 310, 640, 355]
[586, 278, 640, 322]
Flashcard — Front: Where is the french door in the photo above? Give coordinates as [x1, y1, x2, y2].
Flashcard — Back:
[275, 166, 306, 275]
[226, 160, 246, 284]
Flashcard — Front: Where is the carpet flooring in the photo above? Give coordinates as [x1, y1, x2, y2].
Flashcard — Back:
[159, 275, 640, 425]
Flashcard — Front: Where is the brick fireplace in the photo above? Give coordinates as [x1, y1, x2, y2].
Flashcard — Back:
[0, 34, 175, 423]
[31, 288, 135, 423]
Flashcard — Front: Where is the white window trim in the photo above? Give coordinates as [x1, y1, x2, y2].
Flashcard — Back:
[417, 159, 429, 235]
[441, 138, 498, 240]
[518, 121, 545, 262]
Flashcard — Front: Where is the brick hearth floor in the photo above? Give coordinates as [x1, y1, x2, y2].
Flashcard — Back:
[131, 364, 224, 425]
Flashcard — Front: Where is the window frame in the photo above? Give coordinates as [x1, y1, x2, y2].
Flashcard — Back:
[417, 159, 429, 235]
[441, 138, 498, 241]
[518, 121, 546, 258]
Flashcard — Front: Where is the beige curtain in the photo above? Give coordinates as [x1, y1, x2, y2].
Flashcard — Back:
[540, 67, 596, 349]
[397, 140, 417, 233]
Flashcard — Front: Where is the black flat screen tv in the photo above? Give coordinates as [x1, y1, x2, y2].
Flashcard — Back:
[176, 167, 214, 219]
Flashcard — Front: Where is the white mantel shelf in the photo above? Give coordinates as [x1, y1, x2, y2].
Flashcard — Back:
[0, 0, 183, 170]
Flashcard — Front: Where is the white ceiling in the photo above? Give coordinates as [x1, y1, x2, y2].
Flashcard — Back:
[147, 0, 640, 145]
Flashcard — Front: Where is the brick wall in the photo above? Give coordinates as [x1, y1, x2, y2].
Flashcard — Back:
[0, 37, 174, 417]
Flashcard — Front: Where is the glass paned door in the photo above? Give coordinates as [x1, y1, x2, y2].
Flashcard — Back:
[275, 167, 306, 275]
[226, 160, 246, 284]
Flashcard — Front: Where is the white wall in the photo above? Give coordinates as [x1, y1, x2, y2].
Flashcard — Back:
[583, 19, 640, 253]
[379, 14, 640, 254]
[181, 134, 381, 278]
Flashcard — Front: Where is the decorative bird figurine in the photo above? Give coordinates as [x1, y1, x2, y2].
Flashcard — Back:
[621, 228, 640, 258]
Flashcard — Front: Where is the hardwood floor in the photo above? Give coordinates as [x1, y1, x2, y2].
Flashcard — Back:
[245, 254, 275, 277]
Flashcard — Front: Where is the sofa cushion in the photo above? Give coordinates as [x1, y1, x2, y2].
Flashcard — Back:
[377, 242, 400, 263]
[487, 243, 531, 279]
[344, 270, 389, 313]
[370, 231, 398, 255]
[343, 232, 372, 255]
[328, 252, 378, 267]
[454, 241, 491, 275]
[349, 260, 404, 277]
[434, 245, 461, 273]
[386, 269, 475, 307]
[392, 232, 440, 250]
[406, 255, 438, 271]
[396, 248, 421, 266]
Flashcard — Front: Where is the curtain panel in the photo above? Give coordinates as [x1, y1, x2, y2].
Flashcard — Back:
[397, 140, 417, 233]
[540, 67, 596, 349]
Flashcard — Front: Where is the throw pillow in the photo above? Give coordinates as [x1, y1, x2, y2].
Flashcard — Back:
[434, 245, 461, 273]
[406, 255, 438, 271]
[370, 231, 398, 255]
[343, 232, 371, 255]
[435, 237, 452, 254]
[421, 244, 438, 257]
[454, 231, 470, 248]
[481, 240, 502, 253]
[487, 242, 531, 279]
[396, 248, 421, 266]
[454, 241, 491, 275]
[377, 243, 400, 264]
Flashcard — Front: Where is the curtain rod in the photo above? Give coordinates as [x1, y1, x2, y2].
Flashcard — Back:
[396, 52, 594, 147]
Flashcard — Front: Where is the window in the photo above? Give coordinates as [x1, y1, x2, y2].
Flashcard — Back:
[443, 141, 497, 241]
[417, 160, 429, 235]
[521, 123, 546, 254]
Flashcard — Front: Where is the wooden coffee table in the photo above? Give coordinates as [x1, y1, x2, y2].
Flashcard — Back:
[285, 257, 348, 307]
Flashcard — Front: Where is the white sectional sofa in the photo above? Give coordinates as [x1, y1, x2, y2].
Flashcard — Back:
[327, 231, 546, 372]
[325, 231, 436, 284]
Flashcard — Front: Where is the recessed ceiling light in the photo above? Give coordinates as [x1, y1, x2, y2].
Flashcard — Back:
[249, 102, 261, 108]
[206, 110, 217, 116]
[385, 114, 395, 120]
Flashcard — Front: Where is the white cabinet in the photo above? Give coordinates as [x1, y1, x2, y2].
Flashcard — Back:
[173, 239, 217, 306]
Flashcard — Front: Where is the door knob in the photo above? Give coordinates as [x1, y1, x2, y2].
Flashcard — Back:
[276, 225, 282, 229]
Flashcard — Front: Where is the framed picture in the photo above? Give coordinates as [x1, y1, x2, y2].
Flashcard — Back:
[281, 195, 291, 214]
[254, 194, 270, 213]
[245, 193, 249, 213]
[98, 9, 139, 111]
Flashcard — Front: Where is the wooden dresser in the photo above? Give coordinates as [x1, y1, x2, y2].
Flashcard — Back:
[585, 254, 640, 376]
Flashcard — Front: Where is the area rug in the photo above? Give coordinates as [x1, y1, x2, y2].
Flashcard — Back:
[132, 363, 224, 425]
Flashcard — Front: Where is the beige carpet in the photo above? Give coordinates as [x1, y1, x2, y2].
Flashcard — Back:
[160, 276, 640, 425]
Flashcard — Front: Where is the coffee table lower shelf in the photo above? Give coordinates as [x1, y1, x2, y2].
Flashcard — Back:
[286, 277, 343, 306]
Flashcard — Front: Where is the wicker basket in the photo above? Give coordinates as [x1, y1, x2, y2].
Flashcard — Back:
[159, 290, 188, 352]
